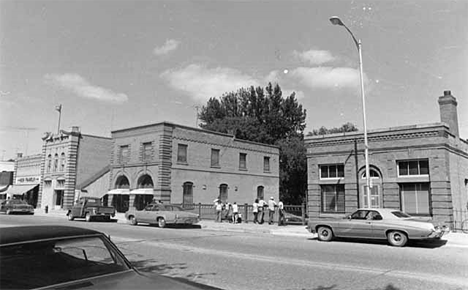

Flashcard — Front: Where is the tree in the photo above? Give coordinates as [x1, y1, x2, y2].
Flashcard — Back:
[307, 122, 358, 136]
[198, 83, 307, 204]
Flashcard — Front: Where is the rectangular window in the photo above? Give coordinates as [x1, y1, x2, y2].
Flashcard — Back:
[397, 160, 429, 176]
[142, 142, 153, 161]
[320, 164, 345, 179]
[239, 153, 247, 170]
[57, 179, 65, 188]
[400, 183, 430, 215]
[44, 180, 52, 188]
[211, 149, 220, 167]
[119, 145, 129, 164]
[177, 144, 188, 163]
[263, 156, 270, 172]
[321, 184, 345, 213]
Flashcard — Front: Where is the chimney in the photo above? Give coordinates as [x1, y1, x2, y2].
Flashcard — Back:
[16, 153, 23, 159]
[438, 90, 459, 137]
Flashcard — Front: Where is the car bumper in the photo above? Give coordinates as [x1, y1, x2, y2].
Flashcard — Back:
[173, 218, 199, 225]
[9, 208, 34, 213]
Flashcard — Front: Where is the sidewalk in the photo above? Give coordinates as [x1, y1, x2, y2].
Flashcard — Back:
[35, 209, 468, 248]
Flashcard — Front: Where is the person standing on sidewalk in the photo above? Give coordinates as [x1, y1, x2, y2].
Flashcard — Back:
[252, 199, 259, 224]
[258, 198, 266, 224]
[214, 200, 222, 222]
[232, 202, 239, 223]
[277, 199, 286, 226]
[268, 197, 277, 225]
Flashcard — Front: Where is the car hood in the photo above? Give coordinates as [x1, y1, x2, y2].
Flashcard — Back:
[44, 270, 215, 290]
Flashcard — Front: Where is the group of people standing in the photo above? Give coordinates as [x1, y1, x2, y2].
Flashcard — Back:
[214, 197, 286, 226]
[252, 197, 285, 226]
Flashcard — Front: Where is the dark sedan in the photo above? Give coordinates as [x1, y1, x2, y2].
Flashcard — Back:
[0, 199, 34, 215]
[0, 225, 219, 289]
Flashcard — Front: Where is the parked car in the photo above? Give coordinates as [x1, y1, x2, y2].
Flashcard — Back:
[307, 208, 448, 247]
[284, 211, 304, 225]
[125, 203, 200, 228]
[67, 197, 115, 222]
[0, 199, 34, 215]
[0, 225, 216, 289]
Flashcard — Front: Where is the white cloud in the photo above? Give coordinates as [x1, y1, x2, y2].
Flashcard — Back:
[293, 50, 336, 65]
[44, 73, 128, 103]
[153, 39, 180, 56]
[289, 67, 364, 91]
[160, 64, 260, 102]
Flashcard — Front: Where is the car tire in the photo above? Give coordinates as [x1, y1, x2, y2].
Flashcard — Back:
[129, 216, 138, 226]
[317, 226, 333, 242]
[68, 213, 75, 221]
[387, 230, 408, 247]
[6, 209, 11, 215]
[85, 212, 92, 222]
[158, 217, 166, 228]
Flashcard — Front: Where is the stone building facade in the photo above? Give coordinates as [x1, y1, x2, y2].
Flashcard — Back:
[39, 127, 112, 210]
[108, 122, 280, 212]
[306, 91, 468, 228]
[9, 153, 42, 207]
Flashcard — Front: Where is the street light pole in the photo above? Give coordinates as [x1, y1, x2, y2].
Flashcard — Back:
[330, 16, 371, 208]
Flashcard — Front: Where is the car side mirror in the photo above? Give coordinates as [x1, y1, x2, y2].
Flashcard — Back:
[374, 215, 383, 220]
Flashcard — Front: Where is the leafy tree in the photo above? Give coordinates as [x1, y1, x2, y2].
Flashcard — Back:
[307, 122, 358, 136]
[198, 83, 307, 204]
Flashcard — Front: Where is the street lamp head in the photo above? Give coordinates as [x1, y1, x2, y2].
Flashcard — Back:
[329, 16, 344, 26]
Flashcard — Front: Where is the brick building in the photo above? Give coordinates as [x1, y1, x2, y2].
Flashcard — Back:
[6, 153, 42, 207]
[108, 122, 280, 212]
[39, 127, 112, 210]
[306, 91, 468, 228]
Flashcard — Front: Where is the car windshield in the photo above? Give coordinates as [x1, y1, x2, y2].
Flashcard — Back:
[391, 211, 412, 218]
[7, 200, 27, 205]
[0, 236, 130, 289]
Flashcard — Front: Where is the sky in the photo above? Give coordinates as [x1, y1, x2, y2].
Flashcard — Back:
[1, 0, 467, 160]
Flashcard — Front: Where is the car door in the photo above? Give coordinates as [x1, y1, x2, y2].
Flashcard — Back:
[138, 204, 154, 222]
[0, 200, 6, 212]
[369, 210, 387, 239]
[336, 210, 373, 238]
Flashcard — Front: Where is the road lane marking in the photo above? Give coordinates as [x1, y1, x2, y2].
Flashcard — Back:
[112, 236, 468, 287]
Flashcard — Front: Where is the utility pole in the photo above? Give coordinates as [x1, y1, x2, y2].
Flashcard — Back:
[194, 105, 200, 127]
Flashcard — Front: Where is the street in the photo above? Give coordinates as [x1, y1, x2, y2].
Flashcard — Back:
[1, 214, 467, 290]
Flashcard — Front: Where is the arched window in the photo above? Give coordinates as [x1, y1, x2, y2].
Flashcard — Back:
[219, 184, 228, 202]
[47, 155, 52, 173]
[53, 154, 59, 172]
[137, 174, 154, 188]
[60, 153, 66, 171]
[182, 182, 194, 207]
[115, 175, 130, 189]
[361, 169, 380, 179]
[257, 186, 264, 200]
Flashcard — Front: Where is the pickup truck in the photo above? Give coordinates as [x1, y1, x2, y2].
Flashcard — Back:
[67, 197, 115, 222]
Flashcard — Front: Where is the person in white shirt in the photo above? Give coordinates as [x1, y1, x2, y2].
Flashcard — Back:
[277, 199, 285, 226]
[252, 199, 259, 224]
[214, 200, 223, 222]
[268, 197, 277, 225]
[258, 198, 266, 224]
[232, 202, 239, 223]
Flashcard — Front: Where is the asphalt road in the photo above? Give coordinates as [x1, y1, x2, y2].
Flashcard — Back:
[1, 214, 467, 290]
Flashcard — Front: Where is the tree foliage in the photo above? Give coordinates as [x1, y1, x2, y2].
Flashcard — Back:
[198, 83, 307, 204]
[307, 122, 358, 136]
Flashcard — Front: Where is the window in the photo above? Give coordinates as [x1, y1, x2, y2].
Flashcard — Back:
[182, 182, 194, 207]
[60, 153, 66, 171]
[321, 184, 345, 213]
[142, 142, 153, 161]
[361, 169, 379, 178]
[177, 144, 188, 163]
[119, 145, 130, 164]
[53, 154, 59, 172]
[211, 149, 220, 167]
[219, 184, 228, 202]
[257, 186, 264, 200]
[57, 179, 65, 188]
[400, 183, 430, 215]
[44, 180, 52, 188]
[320, 164, 344, 179]
[263, 157, 270, 172]
[239, 153, 247, 170]
[398, 160, 429, 176]
[47, 155, 52, 173]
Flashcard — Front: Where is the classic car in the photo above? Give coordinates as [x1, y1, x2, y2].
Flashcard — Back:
[125, 203, 200, 228]
[307, 208, 448, 247]
[67, 197, 115, 222]
[0, 199, 34, 215]
[0, 225, 217, 289]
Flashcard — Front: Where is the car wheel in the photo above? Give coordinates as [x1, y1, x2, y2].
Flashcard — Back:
[68, 213, 74, 221]
[129, 216, 138, 226]
[6, 209, 11, 215]
[387, 230, 408, 247]
[317, 226, 333, 242]
[85, 212, 92, 222]
[158, 217, 166, 228]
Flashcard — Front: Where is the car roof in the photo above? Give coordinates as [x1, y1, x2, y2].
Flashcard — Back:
[0, 225, 104, 246]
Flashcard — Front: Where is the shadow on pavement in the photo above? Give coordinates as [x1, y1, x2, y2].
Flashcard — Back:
[295, 283, 401, 290]
[130, 224, 202, 229]
[306, 237, 447, 248]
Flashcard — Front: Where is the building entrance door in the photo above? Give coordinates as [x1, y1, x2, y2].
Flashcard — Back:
[362, 185, 381, 208]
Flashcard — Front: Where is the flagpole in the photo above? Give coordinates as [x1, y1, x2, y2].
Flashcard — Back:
[56, 104, 62, 134]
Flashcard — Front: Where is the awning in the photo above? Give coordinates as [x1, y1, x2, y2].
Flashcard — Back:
[107, 188, 130, 195]
[79, 191, 108, 199]
[130, 188, 155, 195]
[7, 184, 39, 196]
